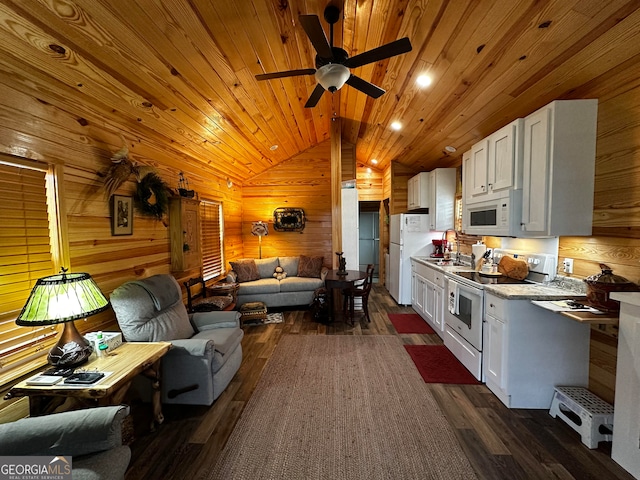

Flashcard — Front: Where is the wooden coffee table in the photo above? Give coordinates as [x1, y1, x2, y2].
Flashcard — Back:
[6, 342, 171, 429]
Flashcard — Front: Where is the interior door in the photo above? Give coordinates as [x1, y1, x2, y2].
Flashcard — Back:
[359, 211, 379, 274]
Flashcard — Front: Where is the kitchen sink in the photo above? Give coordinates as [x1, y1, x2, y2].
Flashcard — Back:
[413, 257, 469, 268]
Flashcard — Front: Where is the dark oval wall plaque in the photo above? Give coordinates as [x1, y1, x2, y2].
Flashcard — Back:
[273, 207, 305, 232]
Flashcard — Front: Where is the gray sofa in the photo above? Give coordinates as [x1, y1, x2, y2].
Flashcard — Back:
[110, 275, 243, 406]
[228, 256, 327, 308]
[0, 405, 131, 480]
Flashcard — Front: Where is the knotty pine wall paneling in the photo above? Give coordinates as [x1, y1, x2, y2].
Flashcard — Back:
[555, 79, 640, 403]
[0, 82, 243, 340]
[240, 141, 333, 267]
[388, 162, 416, 215]
[342, 141, 356, 182]
[356, 164, 384, 201]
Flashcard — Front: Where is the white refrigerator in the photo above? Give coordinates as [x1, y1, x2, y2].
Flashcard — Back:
[388, 213, 436, 305]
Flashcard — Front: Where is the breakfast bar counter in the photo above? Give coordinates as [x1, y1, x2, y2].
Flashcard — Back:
[482, 282, 583, 301]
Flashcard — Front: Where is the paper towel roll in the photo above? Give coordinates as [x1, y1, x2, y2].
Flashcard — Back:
[472, 243, 487, 260]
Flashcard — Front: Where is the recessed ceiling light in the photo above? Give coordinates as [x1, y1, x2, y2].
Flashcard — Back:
[417, 74, 432, 87]
[371, 159, 378, 165]
[444, 145, 457, 153]
[391, 121, 402, 131]
[270, 144, 278, 151]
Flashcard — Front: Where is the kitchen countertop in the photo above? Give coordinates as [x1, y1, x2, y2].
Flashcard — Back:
[411, 255, 582, 300]
[483, 283, 583, 300]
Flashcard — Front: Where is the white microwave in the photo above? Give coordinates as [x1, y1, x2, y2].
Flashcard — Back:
[463, 191, 523, 237]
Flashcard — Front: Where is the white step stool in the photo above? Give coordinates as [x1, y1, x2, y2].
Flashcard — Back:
[549, 386, 614, 448]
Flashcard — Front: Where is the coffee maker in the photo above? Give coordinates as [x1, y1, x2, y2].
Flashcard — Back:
[431, 239, 446, 258]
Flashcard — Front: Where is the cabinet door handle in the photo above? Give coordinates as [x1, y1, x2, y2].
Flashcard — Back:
[489, 303, 495, 308]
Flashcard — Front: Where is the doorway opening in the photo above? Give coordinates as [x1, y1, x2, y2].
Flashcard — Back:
[359, 201, 380, 281]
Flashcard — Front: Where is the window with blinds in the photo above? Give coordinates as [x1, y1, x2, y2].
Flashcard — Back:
[201, 200, 224, 280]
[0, 160, 58, 382]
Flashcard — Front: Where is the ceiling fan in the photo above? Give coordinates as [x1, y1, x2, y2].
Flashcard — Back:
[255, 5, 412, 108]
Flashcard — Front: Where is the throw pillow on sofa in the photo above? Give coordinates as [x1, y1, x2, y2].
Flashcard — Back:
[254, 257, 279, 278]
[229, 259, 260, 283]
[279, 256, 299, 277]
[298, 255, 324, 278]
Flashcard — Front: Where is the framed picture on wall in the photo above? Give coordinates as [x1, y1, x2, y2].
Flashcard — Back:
[111, 195, 133, 236]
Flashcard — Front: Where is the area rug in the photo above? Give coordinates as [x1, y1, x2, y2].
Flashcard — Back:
[243, 312, 284, 326]
[209, 335, 477, 480]
[404, 344, 481, 385]
[388, 313, 436, 334]
[265, 312, 283, 324]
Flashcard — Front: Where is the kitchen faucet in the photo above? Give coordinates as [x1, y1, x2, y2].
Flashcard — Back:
[442, 229, 460, 264]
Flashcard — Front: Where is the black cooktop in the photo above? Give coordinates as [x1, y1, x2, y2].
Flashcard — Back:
[452, 271, 531, 285]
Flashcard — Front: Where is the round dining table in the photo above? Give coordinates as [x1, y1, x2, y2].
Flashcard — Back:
[324, 269, 368, 323]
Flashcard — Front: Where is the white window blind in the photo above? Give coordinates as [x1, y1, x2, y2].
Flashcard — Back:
[201, 200, 224, 280]
[0, 161, 58, 380]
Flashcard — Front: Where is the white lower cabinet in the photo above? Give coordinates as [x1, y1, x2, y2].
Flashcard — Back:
[414, 272, 427, 315]
[483, 293, 590, 409]
[424, 277, 435, 322]
[431, 271, 445, 337]
[483, 312, 506, 401]
[410, 260, 446, 337]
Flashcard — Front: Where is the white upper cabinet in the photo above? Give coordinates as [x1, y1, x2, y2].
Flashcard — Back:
[427, 168, 456, 231]
[407, 172, 429, 210]
[407, 169, 455, 230]
[468, 139, 488, 200]
[488, 119, 523, 194]
[462, 99, 597, 237]
[465, 119, 523, 205]
[521, 100, 598, 236]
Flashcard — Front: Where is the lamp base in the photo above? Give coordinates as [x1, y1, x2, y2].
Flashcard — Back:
[47, 320, 94, 367]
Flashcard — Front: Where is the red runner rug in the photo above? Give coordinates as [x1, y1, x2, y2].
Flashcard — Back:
[404, 345, 481, 384]
[388, 313, 435, 334]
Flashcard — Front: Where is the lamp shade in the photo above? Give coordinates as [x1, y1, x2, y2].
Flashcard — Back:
[315, 64, 350, 93]
[17, 272, 109, 326]
[16, 271, 110, 367]
[251, 221, 269, 237]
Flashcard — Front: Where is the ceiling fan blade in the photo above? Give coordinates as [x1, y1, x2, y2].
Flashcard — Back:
[304, 84, 325, 108]
[256, 69, 316, 81]
[343, 37, 412, 69]
[299, 15, 333, 59]
[346, 75, 385, 98]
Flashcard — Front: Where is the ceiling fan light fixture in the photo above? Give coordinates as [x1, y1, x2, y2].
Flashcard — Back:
[315, 64, 350, 93]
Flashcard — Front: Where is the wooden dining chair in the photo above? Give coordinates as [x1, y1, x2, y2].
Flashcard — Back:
[343, 264, 375, 324]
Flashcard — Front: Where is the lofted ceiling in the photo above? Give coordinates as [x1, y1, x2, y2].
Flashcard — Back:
[1, 0, 639, 183]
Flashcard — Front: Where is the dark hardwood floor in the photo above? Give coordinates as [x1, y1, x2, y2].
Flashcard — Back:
[125, 284, 633, 480]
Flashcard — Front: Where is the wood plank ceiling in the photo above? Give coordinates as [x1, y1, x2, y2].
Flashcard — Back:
[1, 0, 639, 184]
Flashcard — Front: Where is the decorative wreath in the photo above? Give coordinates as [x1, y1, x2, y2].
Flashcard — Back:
[134, 172, 169, 220]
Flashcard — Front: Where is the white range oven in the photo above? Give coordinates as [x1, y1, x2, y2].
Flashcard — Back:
[444, 249, 557, 381]
[444, 274, 484, 380]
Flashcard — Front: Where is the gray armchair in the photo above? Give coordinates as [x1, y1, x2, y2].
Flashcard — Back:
[0, 405, 131, 480]
[110, 274, 243, 405]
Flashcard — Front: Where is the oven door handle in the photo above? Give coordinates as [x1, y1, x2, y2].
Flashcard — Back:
[447, 279, 460, 315]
